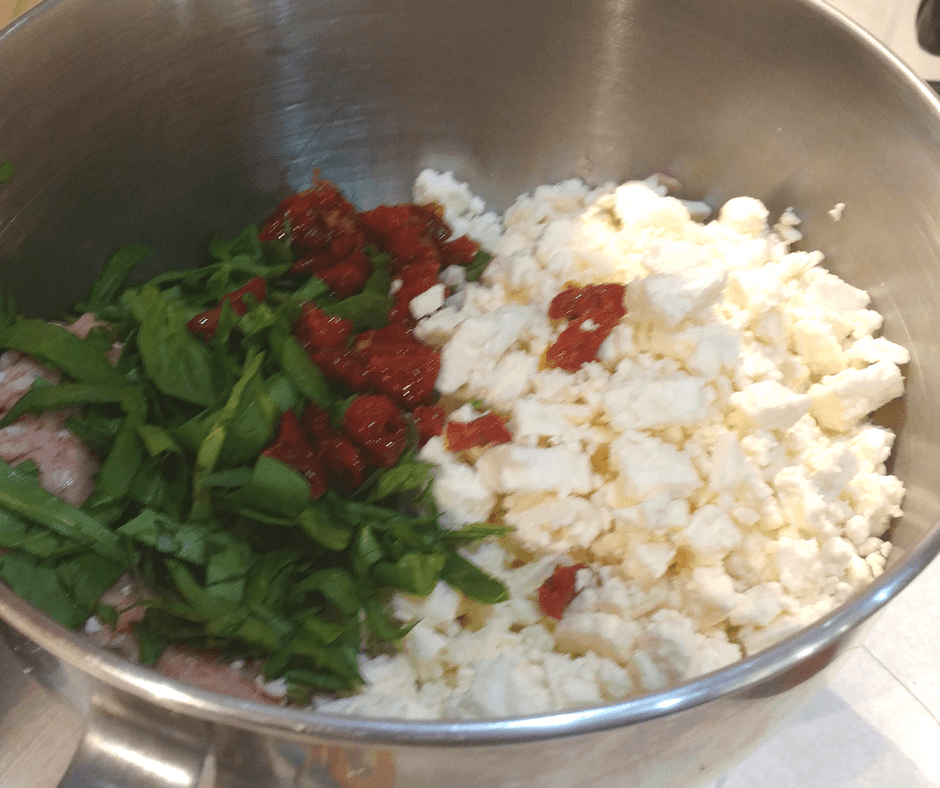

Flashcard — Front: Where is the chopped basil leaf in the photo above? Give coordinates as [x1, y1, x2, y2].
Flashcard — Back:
[443, 523, 514, 542]
[136, 424, 183, 457]
[291, 276, 329, 302]
[368, 461, 434, 501]
[0, 382, 126, 427]
[295, 504, 352, 551]
[0, 320, 125, 388]
[363, 246, 392, 295]
[127, 286, 220, 407]
[374, 552, 446, 596]
[0, 204, 503, 694]
[321, 291, 391, 331]
[0, 468, 123, 560]
[198, 467, 253, 489]
[84, 245, 153, 313]
[463, 250, 493, 282]
[226, 455, 310, 521]
[364, 596, 415, 641]
[441, 553, 509, 604]
[0, 552, 124, 629]
[273, 333, 331, 409]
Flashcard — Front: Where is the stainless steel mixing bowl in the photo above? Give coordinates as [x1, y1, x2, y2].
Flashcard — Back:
[1, 1, 940, 786]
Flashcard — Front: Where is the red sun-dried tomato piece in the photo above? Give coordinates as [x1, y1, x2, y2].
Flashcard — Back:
[386, 298, 415, 327]
[394, 259, 441, 314]
[399, 259, 441, 298]
[269, 406, 306, 445]
[412, 202, 451, 245]
[187, 307, 222, 340]
[439, 234, 480, 268]
[385, 260, 442, 327]
[316, 436, 366, 494]
[359, 205, 421, 252]
[260, 182, 359, 243]
[548, 283, 627, 322]
[545, 316, 615, 372]
[545, 283, 628, 371]
[412, 404, 445, 446]
[445, 412, 513, 452]
[294, 304, 354, 353]
[537, 563, 588, 620]
[343, 395, 408, 467]
[310, 347, 371, 391]
[301, 403, 340, 443]
[358, 204, 409, 246]
[354, 323, 416, 354]
[289, 232, 366, 276]
[360, 204, 441, 274]
[222, 277, 267, 316]
[288, 252, 335, 274]
[187, 277, 268, 340]
[394, 236, 438, 270]
[314, 253, 372, 299]
[261, 182, 368, 283]
[262, 410, 328, 500]
[366, 346, 441, 409]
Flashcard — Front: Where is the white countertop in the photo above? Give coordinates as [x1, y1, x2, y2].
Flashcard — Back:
[1, 1, 939, 786]
[702, 554, 940, 788]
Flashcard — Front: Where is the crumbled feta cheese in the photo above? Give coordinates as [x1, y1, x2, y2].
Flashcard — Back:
[718, 196, 769, 235]
[809, 361, 905, 431]
[409, 283, 446, 319]
[609, 431, 701, 502]
[678, 505, 742, 563]
[730, 380, 812, 431]
[626, 269, 726, 329]
[603, 372, 715, 432]
[334, 171, 905, 720]
[83, 616, 104, 634]
[477, 444, 594, 496]
[503, 494, 606, 552]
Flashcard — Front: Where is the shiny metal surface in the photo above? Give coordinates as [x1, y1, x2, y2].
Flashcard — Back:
[0, 637, 83, 786]
[2, 0, 940, 786]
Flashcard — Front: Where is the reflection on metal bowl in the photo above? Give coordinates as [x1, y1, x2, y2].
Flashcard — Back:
[1, 0, 940, 786]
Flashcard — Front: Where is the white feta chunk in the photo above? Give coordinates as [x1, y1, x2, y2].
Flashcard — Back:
[626, 269, 726, 329]
[677, 505, 742, 562]
[408, 283, 446, 320]
[476, 444, 593, 495]
[809, 361, 905, 431]
[609, 432, 701, 502]
[718, 196, 769, 235]
[730, 380, 811, 431]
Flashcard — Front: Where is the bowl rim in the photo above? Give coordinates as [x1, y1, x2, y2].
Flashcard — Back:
[3, 529, 939, 746]
[2, 0, 940, 746]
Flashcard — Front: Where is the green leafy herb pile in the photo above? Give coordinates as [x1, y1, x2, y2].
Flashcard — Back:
[0, 225, 508, 699]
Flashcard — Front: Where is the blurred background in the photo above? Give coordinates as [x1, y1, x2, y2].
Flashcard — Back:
[0, 0, 33, 27]
[828, 0, 940, 79]
[3, 0, 939, 80]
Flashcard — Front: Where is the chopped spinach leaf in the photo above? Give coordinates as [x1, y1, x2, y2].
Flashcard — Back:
[321, 291, 391, 331]
[464, 250, 493, 282]
[0, 201, 504, 695]
[84, 245, 153, 313]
